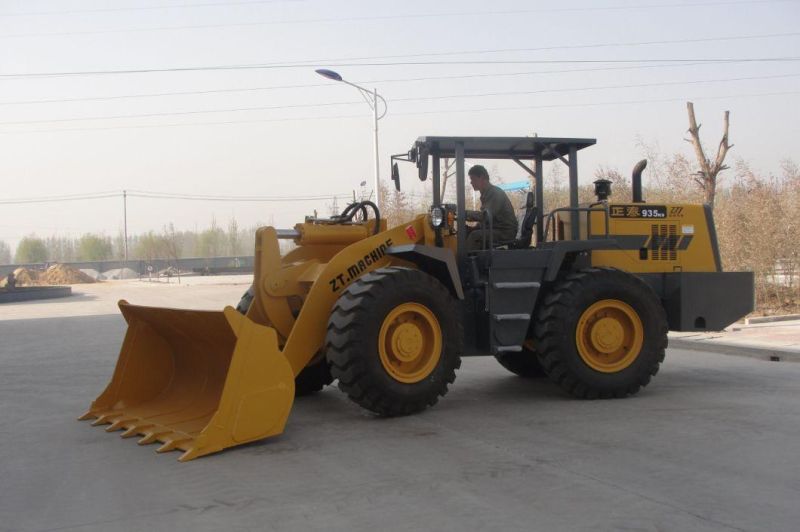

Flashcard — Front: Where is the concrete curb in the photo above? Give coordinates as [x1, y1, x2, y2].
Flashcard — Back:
[669, 337, 800, 363]
[744, 314, 800, 325]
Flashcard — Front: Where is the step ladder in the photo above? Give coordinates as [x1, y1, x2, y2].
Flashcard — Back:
[487, 269, 542, 355]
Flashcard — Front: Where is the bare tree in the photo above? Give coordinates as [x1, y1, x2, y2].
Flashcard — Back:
[685, 102, 733, 208]
[162, 224, 181, 263]
[154, 224, 181, 282]
[226, 218, 241, 256]
[133, 231, 165, 263]
[439, 158, 456, 201]
[0, 240, 11, 265]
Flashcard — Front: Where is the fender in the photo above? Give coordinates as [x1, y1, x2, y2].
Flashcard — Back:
[386, 244, 464, 300]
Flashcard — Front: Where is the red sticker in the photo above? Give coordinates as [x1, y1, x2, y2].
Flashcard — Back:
[405, 225, 418, 240]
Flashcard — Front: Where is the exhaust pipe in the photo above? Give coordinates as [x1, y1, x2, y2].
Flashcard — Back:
[632, 159, 647, 203]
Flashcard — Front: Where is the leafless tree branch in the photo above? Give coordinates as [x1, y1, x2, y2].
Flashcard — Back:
[685, 102, 732, 209]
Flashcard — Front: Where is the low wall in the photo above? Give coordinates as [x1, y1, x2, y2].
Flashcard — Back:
[0, 286, 72, 303]
[0, 256, 255, 278]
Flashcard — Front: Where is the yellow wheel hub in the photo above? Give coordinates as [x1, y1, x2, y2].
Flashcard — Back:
[576, 299, 643, 373]
[379, 302, 442, 383]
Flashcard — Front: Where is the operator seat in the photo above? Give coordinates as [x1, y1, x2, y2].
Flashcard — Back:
[494, 191, 536, 249]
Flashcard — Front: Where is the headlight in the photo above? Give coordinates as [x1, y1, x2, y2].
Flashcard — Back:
[430, 206, 444, 227]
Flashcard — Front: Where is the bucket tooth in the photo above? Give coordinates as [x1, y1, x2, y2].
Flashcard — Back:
[138, 431, 169, 445]
[120, 424, 153, 439]
[178, 447, 203, 462]
[156, 438, 191, 454]
[91, 413, 118, 426]
[105, 418, 136, 432]
[77, 411, 94, 421]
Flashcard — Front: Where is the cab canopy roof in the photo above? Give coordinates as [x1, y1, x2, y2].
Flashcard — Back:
[415, 136, 596, 160]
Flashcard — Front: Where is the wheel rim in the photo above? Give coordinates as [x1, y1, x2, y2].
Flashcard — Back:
[575, 299, 643, 373]
[378, 302, 442, 383]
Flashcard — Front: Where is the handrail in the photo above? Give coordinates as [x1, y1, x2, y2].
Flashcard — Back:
[544, 204, 610, 242]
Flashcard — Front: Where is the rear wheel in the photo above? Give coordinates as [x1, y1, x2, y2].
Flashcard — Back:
[533, 268, 667, 399]
[236, 285, 333, 396]
[326, 267, 462, 416]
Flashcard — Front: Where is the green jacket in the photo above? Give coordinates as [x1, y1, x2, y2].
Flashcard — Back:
[480, 184, 519, 240]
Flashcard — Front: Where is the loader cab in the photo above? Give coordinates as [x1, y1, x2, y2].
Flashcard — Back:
[391, 136, 597, 257]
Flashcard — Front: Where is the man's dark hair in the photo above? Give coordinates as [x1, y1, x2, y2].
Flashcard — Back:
[468, 164, 490, 180]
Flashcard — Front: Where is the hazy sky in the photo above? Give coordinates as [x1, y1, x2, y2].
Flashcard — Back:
[1, 0, 799, 250]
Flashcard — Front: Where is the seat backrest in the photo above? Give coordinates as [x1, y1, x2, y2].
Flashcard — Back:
[513, 192, 536, 248]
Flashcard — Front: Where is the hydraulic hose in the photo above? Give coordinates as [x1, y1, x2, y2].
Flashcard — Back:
[340, 201, 381, 234]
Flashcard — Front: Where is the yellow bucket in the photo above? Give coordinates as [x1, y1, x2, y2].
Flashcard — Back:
[79, 301, 295, 461]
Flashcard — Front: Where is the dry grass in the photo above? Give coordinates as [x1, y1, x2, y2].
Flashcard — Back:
[379, 157, 800, 316]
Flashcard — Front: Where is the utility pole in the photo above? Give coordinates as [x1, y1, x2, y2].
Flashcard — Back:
[372, 87, 380, 206]
[123, 190, 128, 268]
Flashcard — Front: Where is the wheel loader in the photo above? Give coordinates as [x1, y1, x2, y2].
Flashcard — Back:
[80, 136, 754, 461]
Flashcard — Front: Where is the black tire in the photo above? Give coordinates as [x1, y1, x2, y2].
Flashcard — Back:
[292, 355, 334, 395]
[236, 285, 333, 396]
[326, 267, 462, 416]
[235, 285, 255, 314]
[533, 267, 667, 399]
[495, 346, 547, 378]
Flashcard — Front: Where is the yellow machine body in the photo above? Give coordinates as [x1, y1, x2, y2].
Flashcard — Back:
[81, 217, 431, 460]
[557, 203, 720, 273]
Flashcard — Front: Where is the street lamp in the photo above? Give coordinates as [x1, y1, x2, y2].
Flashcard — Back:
[316, 68, 387, 209]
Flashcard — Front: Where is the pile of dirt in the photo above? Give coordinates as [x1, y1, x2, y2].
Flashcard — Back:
[80, 268, 106, 281]
[103, 267, 139, 280]
[0, 267, 43, 287]
[40, 264, 96, 285]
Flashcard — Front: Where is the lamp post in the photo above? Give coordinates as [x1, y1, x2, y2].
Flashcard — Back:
[315, 69, 387, 209]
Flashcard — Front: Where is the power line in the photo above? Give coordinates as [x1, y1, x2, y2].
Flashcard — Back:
[3, 30, 799, 105]
[270, 31, 800, 64]
[0, 112, 367, 134]
[0, 100, 364, 126]
[3, 57, 800, 80]
[393, 73, 800, 103]
[2, 0, 796, 39]
[365, 61, 787, 84]
[0, 190, 353, 205]
[2, 89, 796, 135]
[2, 72, 798, 126]
[0, 82, 327, 106]
[126, 190, 353, 202]
[0, 0, 304, 17]
[0, 64, 717, 107]
[399, 89, 800, 117]
[0, 192, 121, 204]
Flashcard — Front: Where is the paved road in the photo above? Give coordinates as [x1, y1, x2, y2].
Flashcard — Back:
[2, 313, 799, 532]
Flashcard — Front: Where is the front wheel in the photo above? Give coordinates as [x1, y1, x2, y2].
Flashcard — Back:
[325, 267, 462, 416]
[533, 268, 667, 399]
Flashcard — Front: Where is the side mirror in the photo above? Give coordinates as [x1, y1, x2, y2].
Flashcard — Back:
[391, 162, 400, 191]
[417, 147, 429, 181]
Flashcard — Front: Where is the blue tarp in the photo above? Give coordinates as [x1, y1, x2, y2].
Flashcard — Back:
[497, 180, 531, 192]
